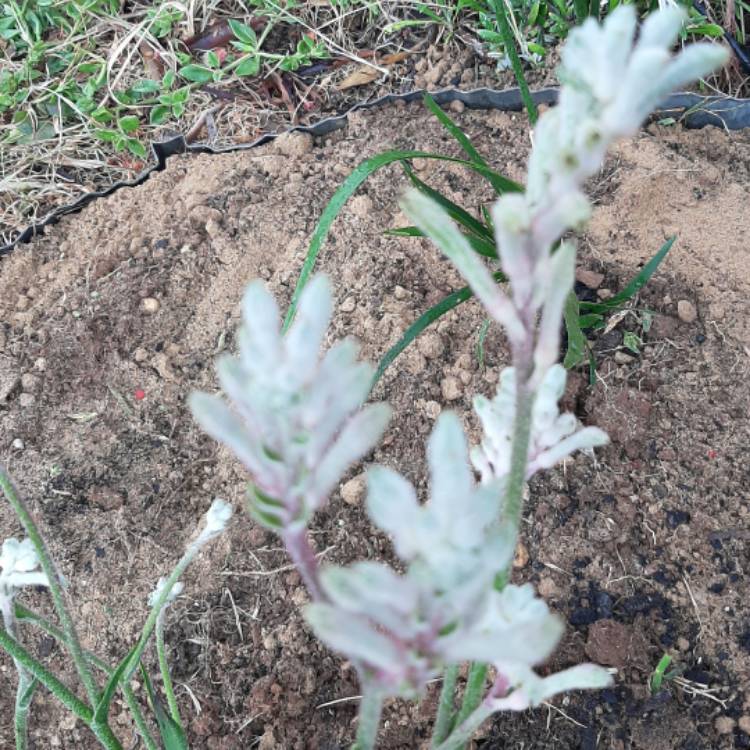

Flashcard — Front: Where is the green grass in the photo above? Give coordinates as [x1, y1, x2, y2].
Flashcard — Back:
[1, 0, 741, 245]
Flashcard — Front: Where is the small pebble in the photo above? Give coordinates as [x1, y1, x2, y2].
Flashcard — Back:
[576, 268, 605, 289]
[513, 542, 529, 569]
[677, 637, 690, 651]
[449, 99, 465, 114]
[16, 295, 30, 311]
[340, 296, 356, 313]
[614, 351, 635, 365]
[423, 400, 442, 419]
[133, 347, 149, 363]
[393, 285, 408, 300]
[417, 331, 445, 359]
[11, 438, 24, 450]
[19, 393, 35, 408]
[20, 373, 40, 392]
[677, 299, 697, 323]
[597, 288, 613, 300]
[738, 716, 750, 734]
[141, 297, 160, 314]
[441, 376, 462, 402]
[34, 357, 46, 372]
[714, 716, 736, 735]
[341, 474, 366, 506]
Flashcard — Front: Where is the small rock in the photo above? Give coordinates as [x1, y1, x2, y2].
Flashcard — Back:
[677, 637, 690, 651]
[18, 393, 35, 408]
[738, 715, 750, 734]
[449, 99, 465, 114]
[393, 285, 408, 300]
[16, 295, 30, 311]
[349, 195, 373, 219]
[20, 373, 40, 392]
[614, 351, 635, 365]
[274, 131, 313, 158]
[538, 577, 559, 598]
[513, 542, 529, 569]
[340, 296, 356, 313]
[576, 268, 605, 289]
[141, 297, 160, 314]
[11, 438, 24, 450]
[597, 288, 613, 300]
[0, 362, 20, 402]
[88, 486, 124, 511]
[714, 716, 736, 735]
[417, 331, 445, 359]
[205, 218, 222, 238]
[133, 347, 149, 363]
[341, 474, 366, 506]
[677, 299, 697, 323]
[441, 376, 462, 401]
[33, 357, 46, 372]
[423, 400, 442, 419]
[585, 620, 633, 667]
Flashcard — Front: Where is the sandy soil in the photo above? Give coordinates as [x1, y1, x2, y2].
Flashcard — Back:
[1, 100, 749, 749]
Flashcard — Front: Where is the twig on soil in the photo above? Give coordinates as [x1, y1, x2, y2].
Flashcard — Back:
[219, 545, 335, 577]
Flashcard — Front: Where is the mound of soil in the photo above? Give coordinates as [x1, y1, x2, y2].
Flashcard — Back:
[1, 100, 749, 749]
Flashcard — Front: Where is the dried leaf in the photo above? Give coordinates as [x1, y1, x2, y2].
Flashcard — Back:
[335, 65, 379, 91]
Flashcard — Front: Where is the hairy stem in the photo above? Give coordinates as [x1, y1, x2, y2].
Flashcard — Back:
[2, 595, 32, 750]
[0, 467, 100, 706]
[434, 699, 495, 750]
[452, 662, 488, 749]
[431, 664, 458, 747]
[156, 611, 182, 727]
[282, 528, 325, 601]
[352, 685, 384, 750]
[15, 604, 158, 750]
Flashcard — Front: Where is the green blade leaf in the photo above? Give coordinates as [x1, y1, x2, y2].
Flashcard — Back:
[386, 224, 497, 259]
[141, 664, 189, 750]
[373, 271, 506, 385]
[422, 92, 518, 196]
[402, 162, 495, 247]
[563, 291, 588, 369]
[93, 643, 139, 725]
[579, 237, 675, 313]
[283, 150, 521, 331]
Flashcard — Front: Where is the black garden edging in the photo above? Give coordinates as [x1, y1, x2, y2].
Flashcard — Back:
[2, 86, 749, 257]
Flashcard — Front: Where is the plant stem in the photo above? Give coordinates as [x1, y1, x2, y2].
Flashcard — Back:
[352, 685, 384, 750]
[434, 699, 495, 750]
[156, 611, 182, 726]
[282, 528, 325, 601]
[452, 662, 488, 746]
[489, 0, 538, 125]
[15, 604, 158, 750]
[2, 594, 32, 750]
[0, 626, 94, 721]
[0, 467, 100, 706]
[431, 665, 458, 747]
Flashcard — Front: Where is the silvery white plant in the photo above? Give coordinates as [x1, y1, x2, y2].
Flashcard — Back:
[189, 7, 726, 749]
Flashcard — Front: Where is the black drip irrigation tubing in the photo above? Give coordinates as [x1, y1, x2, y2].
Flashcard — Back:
[3, 85, 750, 258]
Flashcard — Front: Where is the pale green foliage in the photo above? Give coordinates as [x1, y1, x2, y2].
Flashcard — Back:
[0, 537, 49, 606]
[471, 364, 608, 482]
[190, 276, 391, 532]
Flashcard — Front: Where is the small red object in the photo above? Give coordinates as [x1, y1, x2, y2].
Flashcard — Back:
[134, 389, 146, 401]
[707, 449, 718, 460]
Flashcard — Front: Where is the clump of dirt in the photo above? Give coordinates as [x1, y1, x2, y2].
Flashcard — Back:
[1, 100, 749, 749]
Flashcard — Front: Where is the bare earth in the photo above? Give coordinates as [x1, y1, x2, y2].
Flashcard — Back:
[1, 100, 749, 749]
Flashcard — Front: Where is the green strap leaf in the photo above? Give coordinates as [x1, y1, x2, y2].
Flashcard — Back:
[93, 644, 139, 725]
[385, 225, 496, 259]
[422, 92, 520, 196]
[373, 271, 506, 385]
[402, 162, 496, 246]
[283, 151, 521, 332]
[141, 665, 189, 750]
[563, 291, 587, 369]
[579, 236, 675, 313]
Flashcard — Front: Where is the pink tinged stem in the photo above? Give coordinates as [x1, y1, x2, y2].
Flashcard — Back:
[282, 528, 326, 602]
